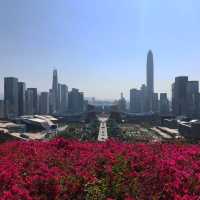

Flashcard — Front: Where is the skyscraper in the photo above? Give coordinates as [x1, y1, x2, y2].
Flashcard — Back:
[130, 89, 141, 113]
[18, 82, 26, 116]
[39, 92, 49, 114]
[68, 88, 84, 114]
[186, 81, 200, 117]
[58, 83, 61, 112]
[140, 84, 148, 113]
[49, 89, 53, 114]
[172, 76, 188, 116]
[25, 89, 34, 115]
[60, 84, 68, 113]
[27, 88, 38, 114]
[152, 93, 159, 113]
[4, 77, 19, 118]
[52, 69, 59, 113]
[147, 50, 154, 93]
[0, 100, 4, 119]
[146, 50, 154, 111]
[160, 93, 170, 115]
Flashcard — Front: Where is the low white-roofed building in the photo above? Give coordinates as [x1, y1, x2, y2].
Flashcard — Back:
[20, 115, 57, 134]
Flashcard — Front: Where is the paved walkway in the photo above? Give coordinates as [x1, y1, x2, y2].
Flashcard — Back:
[98, 117, 108, 142]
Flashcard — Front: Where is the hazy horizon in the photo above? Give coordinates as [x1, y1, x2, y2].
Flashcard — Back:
[1, 0, 200, 100]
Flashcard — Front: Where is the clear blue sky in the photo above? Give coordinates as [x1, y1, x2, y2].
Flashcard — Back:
[0, 0, 200, 100]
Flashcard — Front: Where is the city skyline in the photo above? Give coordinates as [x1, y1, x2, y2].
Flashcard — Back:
[0, 51, 200, 102]
[1, 0, 200, 99]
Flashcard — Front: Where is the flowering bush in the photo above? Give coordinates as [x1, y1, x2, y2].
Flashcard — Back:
[0, 139, 200, 199]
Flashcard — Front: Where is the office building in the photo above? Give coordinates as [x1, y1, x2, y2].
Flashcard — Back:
[52, 69, 59, 113]
[60, 84, 68, 113]
[0, 100, 4, 119]
[26, 88, 38, 114]
[152, 93, 159, 113]
[68, 88, 84, 113]
[160, 93, 170, 115]
[4, 77, 19, 118]
[146, 50, 154, 111]
[25, 89, 34, 115]
[18, 82, 26, 116]
[186, 81, 200, 117]
[172, 76, 188, 116]
[130, 89, 141, 113]
[140, 84, 149, 113]
[49, 89, 53, 114]
[57, 83, 61, 112]
[39, 92, 49, 114]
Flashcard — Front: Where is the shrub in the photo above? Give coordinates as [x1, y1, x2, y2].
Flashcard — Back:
[0, 139, 200, 199]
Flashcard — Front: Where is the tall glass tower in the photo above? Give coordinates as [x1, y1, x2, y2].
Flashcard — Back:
[146, 50, 154, 111]
[4, 77, 19, 118]
[147, 50, 154, 93]
[52, 69, 58, 113]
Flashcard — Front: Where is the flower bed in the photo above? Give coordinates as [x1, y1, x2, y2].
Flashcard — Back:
[0, 139, 200, 199]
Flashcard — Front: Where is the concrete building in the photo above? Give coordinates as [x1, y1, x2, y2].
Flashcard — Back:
[130, 89, 141, 113]
[4, 77, 19, 118]
[68, 88, 84, 114]
[160, 93, 170, 115]
[39, 92, 49, 114]
[146, 50, 154, 111]
[172, 76, 188, 116]
[18, 82, 26, 116]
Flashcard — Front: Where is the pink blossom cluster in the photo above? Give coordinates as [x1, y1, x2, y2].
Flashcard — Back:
[0, 139, 200, 199]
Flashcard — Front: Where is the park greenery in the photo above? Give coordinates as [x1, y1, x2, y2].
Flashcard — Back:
[57, 120, 100, 141]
